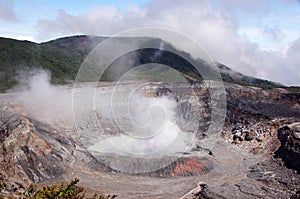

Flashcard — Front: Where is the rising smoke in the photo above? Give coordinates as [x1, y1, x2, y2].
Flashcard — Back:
[89, 90, 194, 158]
[14, 68, 194, 158]
[14, 69, 73, 125]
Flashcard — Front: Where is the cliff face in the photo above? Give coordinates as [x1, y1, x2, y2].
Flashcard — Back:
[275, 123, 300, 173]
[193, 84, 300, 198]
[0, 111, 75, 193]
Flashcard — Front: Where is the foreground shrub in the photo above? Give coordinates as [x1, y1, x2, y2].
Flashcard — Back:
[1, 178, 117, 199]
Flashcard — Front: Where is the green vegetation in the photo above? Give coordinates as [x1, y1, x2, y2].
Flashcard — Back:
[0, 178, 117, 199]
[217, 63, 282, 89]
[0, 36, 101, 91]
[282, 86, 300, 92]
[100, 48, 205, 82]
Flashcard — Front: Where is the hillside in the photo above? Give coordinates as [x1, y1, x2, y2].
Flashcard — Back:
[0, 36, 104, 91]
[0, 35, 285, 91]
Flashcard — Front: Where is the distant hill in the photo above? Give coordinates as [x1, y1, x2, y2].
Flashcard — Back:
[0, 35, 286, 91]
[0, 36, 105, 91]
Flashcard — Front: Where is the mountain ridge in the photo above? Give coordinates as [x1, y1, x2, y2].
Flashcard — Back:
[0, 35, 293, 91]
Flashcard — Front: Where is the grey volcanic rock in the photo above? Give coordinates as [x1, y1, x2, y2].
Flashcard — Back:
[0, 111, 70, 184]
[190, 160, 300, 199]
[275, 123, 300, 173]
[247, 160, 300, 198]
[0, 110, 112, 193]
[244, 131, 256, 141]
[225, 85, 300, 120]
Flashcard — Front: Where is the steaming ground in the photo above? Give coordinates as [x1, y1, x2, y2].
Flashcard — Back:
[13, 70, 195, 159]
[14, 70, 73, 125]
[89, 93, 194, 158]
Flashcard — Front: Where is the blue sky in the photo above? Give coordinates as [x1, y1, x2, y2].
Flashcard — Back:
[0, 0, 300, 85]
[236, 0, 300, 49]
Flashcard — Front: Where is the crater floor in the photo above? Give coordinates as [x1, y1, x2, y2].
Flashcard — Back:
[0, 82, 299, 198]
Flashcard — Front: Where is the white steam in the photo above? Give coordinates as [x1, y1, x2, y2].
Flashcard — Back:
[14, 69, 194, 158]
[89, 92, 193, 158]
[15, 70, 73, 125]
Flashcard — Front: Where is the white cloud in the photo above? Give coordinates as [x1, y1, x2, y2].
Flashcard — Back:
[34, 0, 300, 85]
[283, 38, 300, 84]
[262, 27, 285, 41]
[14, 35, 36, 42]
[0, 0, 18, 21]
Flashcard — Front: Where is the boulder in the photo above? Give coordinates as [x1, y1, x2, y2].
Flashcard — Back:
[275, 123, 300, 173]
[245, 131, 257, 141]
